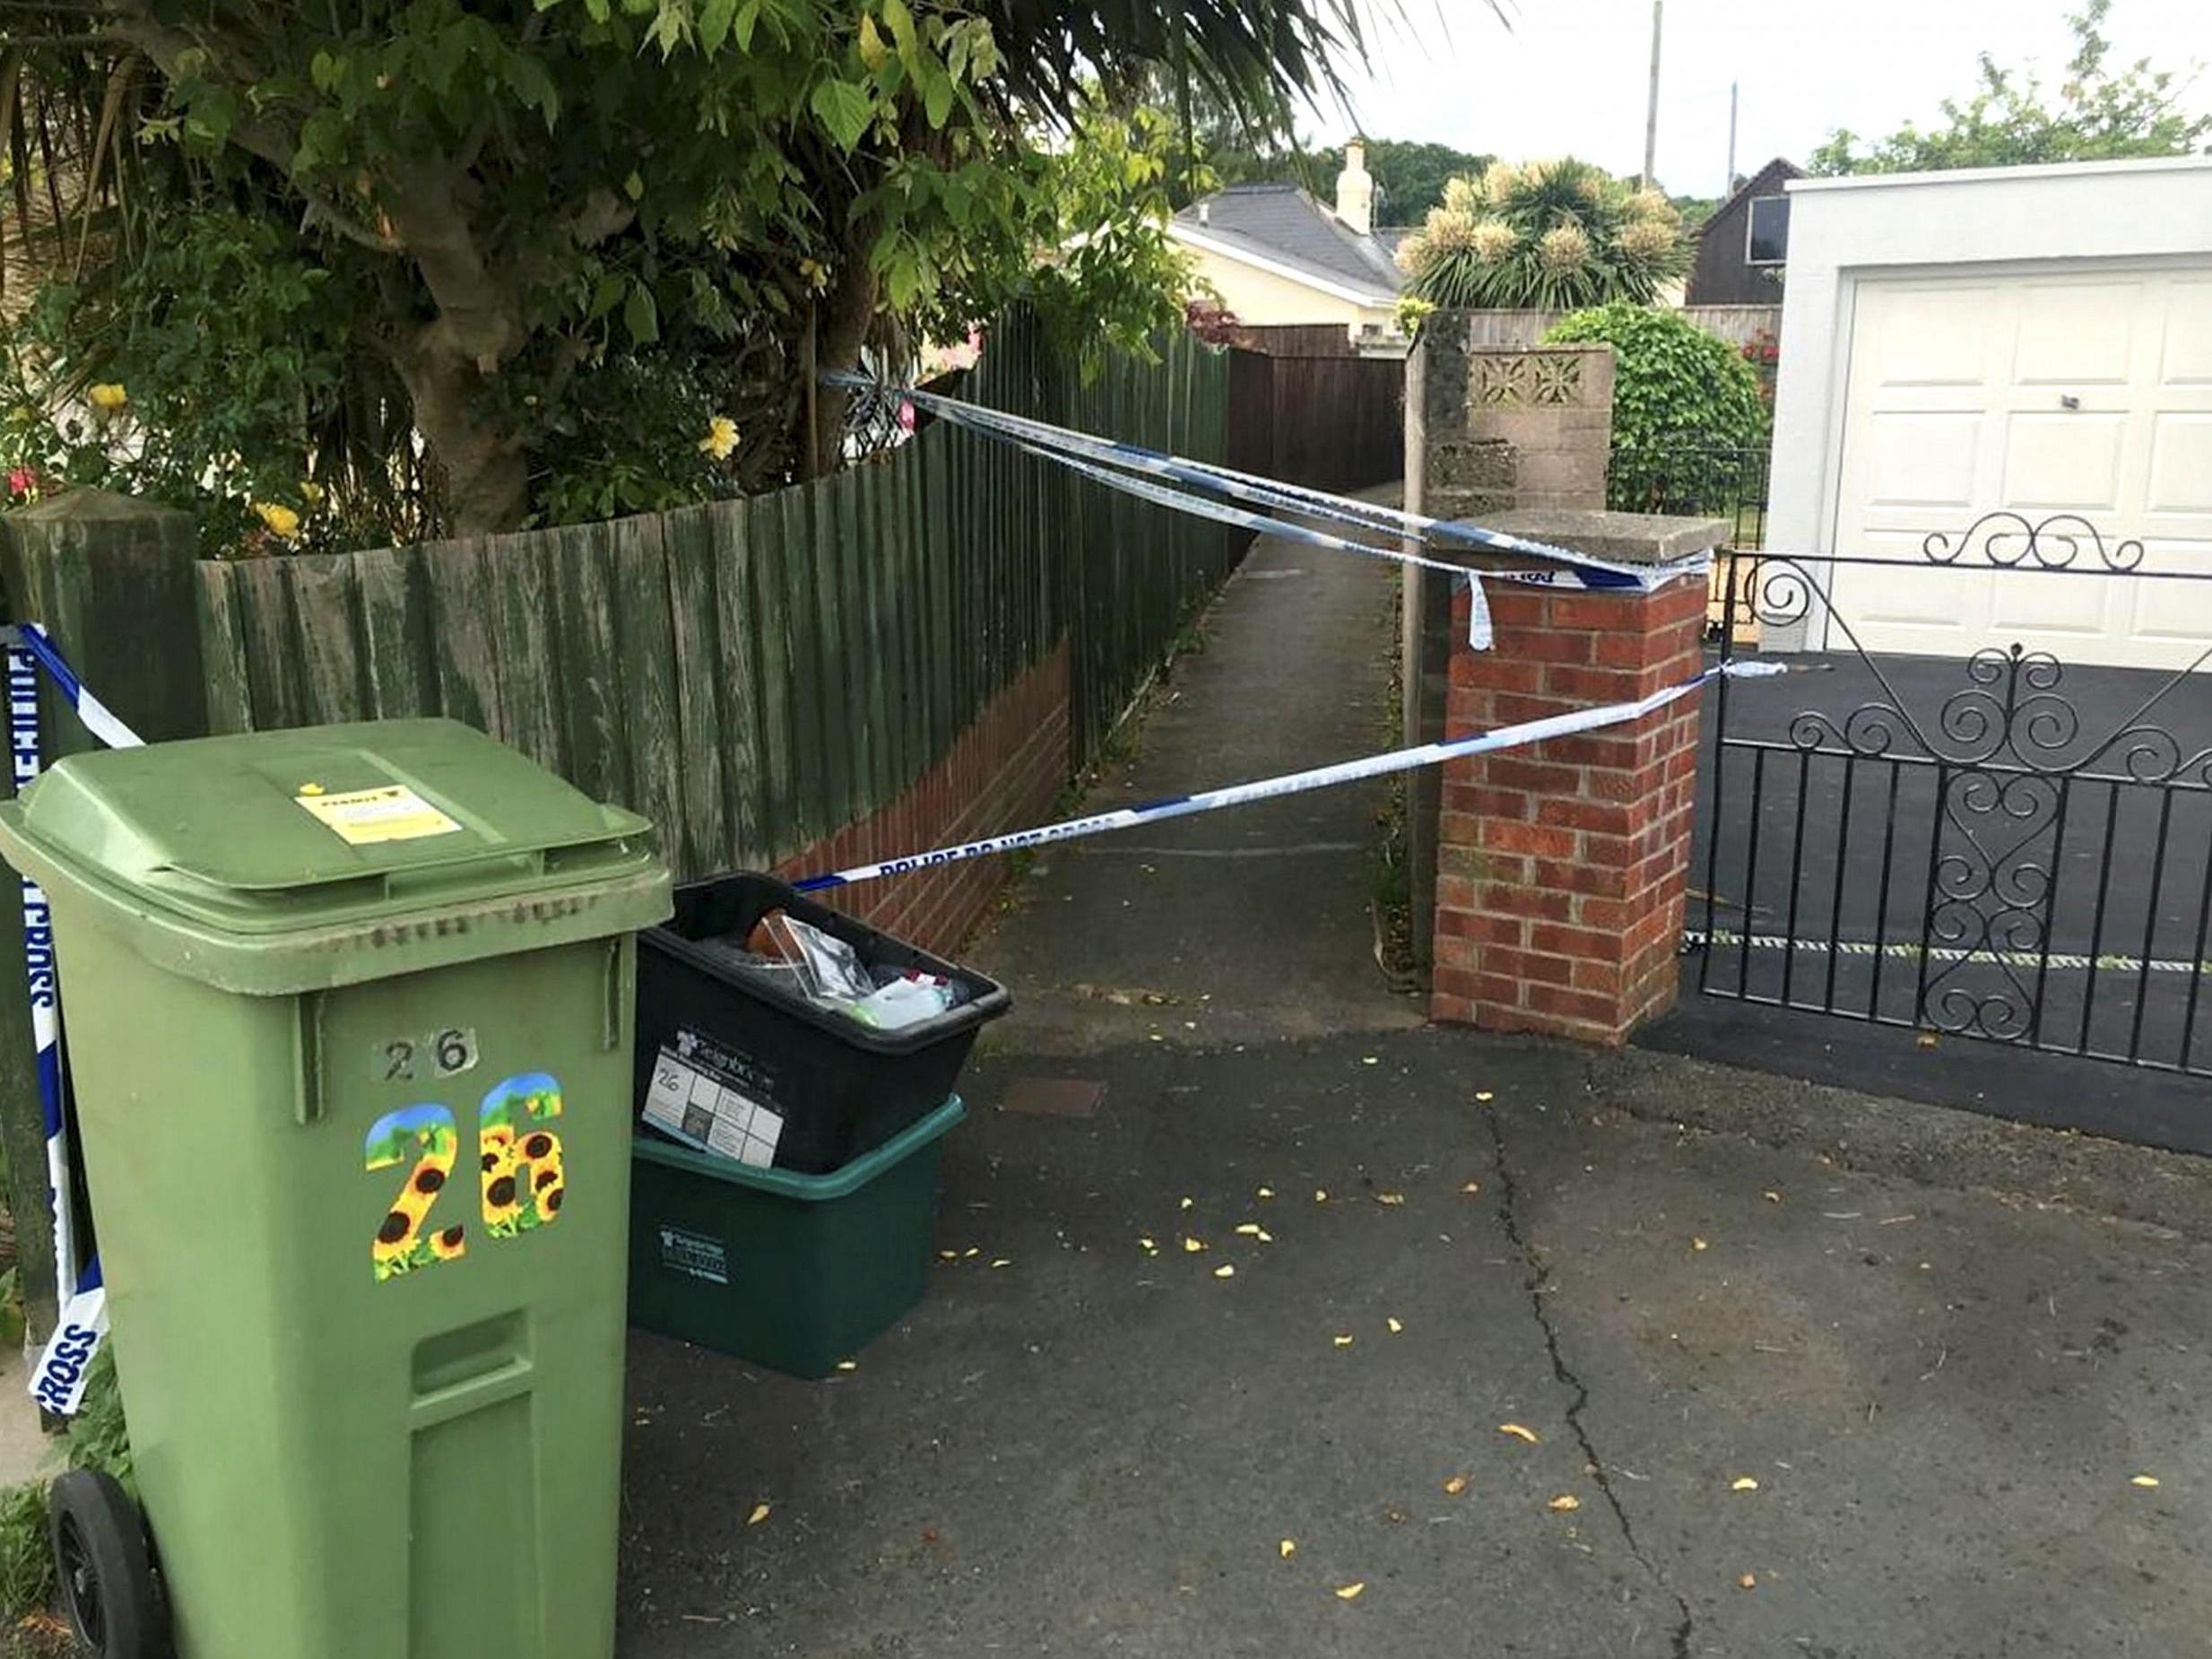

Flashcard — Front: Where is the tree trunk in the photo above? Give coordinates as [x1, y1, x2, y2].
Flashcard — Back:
[379, 163, 533, 533]
[805, 256, 881, 480]
[393, 333, 531, 534]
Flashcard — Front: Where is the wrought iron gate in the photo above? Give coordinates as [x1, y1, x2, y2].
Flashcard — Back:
[1691, 513, 2212, 1078]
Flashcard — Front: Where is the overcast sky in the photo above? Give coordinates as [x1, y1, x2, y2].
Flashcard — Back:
[1302, 0, 2211, 202]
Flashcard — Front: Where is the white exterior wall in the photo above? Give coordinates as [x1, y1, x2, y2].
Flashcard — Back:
[1170, 231, 1400, 336]
[1769, 156, 2212, 656]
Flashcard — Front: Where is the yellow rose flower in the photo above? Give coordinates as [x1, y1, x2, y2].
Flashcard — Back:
[698, 415, 740, 461]
[299, 480, 325, 506]
[87, 383, 129, 413]
[254, 501, 303, 541]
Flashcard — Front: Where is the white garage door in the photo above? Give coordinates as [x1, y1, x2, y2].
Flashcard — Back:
[1825, 264, 2212, 669]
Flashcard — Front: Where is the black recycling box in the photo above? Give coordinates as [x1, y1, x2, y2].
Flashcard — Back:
[633, 872, 1011, 1175]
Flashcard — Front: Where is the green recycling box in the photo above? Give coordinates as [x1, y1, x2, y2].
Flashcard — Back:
[0, 718, 670, 1659]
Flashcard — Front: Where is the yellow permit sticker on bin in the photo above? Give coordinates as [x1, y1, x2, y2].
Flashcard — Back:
[295, 784, 463, 846]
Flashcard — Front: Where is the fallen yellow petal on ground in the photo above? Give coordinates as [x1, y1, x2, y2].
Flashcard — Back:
[1498, 1423, 1540, 1444]
[1443, 1474, 1469, 1496]
[2131, 1474, 2161, 1488]
[990, 1258, 1011, 1269]
[747, 1503, 771, 1526]
[1314, 1188, 1329, 1203]
[1257, 1186, 1275, 1200]
[1138, 1237, 1156, 1250]
[1334, 1582, 1366, 1601]
[1376, 1192, 1406, 1206]
[1180, 1196, 1194, 1210]
[1183, 1236, 1207, 1254]
[1739, 1573, 1757, 1590]
[1386, 1316, 1403, 1334]
[1763, 1190, 1782, 1203]
[1731, 1476, 1759, 1492]
[1548, 1494, 1581, 1512]
[1213, 1264, 1236, 1280]
[1475, 1091, 1495, 1102]
[1692, 1238, 1710, 1252]
[835, 1359, 858, 1372]
[1332, 1334, 1355, 1348]
[1460, 1181, 1482, 1195]
[938, 1250, 959, 1261]
[1236, 1223, 1264, 1237]
[1279, 1539, 1297, 1559]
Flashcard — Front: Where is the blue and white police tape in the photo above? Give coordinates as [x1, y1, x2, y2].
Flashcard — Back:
[796, 658, 1790, 895]
[822, 369, 1709, 595]
[983, 421, 1511, 647]
[10, 621, 143, 753]
[4, 623, 135, 1415]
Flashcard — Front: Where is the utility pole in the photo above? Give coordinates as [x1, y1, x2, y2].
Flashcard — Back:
[1642, 0, 1663, 188]
[1725, 79, 1739, 196]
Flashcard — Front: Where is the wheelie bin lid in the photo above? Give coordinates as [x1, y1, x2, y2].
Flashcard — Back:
[0, 718, 672, 995]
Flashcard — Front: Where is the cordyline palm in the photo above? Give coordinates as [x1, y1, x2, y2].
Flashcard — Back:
[1397, 157, 1686, 312]
[0, 1, 1379, 534]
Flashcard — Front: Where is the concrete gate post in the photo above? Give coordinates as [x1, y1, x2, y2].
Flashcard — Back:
[1428, 509, 1727, 1044]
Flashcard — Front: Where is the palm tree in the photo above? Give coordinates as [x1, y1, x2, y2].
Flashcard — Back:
[1395, 157, 1687, 311]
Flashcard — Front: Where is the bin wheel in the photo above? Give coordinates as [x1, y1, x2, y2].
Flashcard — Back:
[48, 1470, 168, 1659]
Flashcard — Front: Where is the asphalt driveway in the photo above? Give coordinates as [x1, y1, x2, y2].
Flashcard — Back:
[617, 525, 2212, 1659]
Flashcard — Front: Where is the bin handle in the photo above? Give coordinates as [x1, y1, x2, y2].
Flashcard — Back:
[600, 936, 626, 1052]
[292, 990, 326, 1126]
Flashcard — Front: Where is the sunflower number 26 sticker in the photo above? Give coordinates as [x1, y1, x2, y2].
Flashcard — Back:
[364, 1072, 565, 1283]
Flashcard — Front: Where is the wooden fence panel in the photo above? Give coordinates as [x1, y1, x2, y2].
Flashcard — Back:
[486, 527, 566, 774]
[548, 520, 629, 809]
[156, 317, 1232, 880]
[609, 514, 686, 874]
[1442, 305, 1780, 351]
[354, 543, 438, 723]
[659, 503, 729, 879]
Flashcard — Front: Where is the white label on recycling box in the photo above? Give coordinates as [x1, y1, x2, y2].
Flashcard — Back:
[642, 1029, 783, 1168]
[657, 1225, 730, 1285]
[29, 1287, 106, 1416]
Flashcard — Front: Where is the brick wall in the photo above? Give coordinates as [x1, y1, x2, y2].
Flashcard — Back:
[1430, 578, 1706, 1042]
[1402, 325, 1618, 974]
[775, 642, 1071, 956]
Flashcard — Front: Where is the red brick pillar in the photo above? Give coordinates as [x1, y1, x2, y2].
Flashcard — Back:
[1429, 544, 1713, 1044]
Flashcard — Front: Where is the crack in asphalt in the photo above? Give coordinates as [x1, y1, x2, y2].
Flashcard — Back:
[1484, 1104, 1697, 1659]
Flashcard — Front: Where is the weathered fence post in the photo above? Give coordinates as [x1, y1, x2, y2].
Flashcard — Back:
[1427, 509, 1725, 1042]
[0, 491, 205, 1342]
[1403, 323, 1616, 975]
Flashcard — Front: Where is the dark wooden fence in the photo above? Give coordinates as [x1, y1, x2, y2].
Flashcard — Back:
[160, 316, 1236, 882]
[1225, 337, 1404, 497]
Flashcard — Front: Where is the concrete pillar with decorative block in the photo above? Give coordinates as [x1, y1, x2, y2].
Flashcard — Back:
[1429, 508, 1726, 1044]
[1403, 326, 1618, 975]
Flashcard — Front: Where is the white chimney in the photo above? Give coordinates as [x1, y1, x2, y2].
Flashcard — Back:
[1335, 138, 1374, 237]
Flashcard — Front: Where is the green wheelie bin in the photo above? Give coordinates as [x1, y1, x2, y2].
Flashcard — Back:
[0, 717, 671, 1659]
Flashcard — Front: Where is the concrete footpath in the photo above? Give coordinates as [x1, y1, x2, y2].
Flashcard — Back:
[620, 524, 2212, 1658]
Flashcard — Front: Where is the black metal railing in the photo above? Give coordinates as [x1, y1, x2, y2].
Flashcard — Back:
[1691, 513, 2212, 1080]
[1608, 443, 1771, 549]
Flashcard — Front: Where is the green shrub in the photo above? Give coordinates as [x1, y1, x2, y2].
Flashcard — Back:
[62, 1350, 133, 1498]
[1544, 301, 1769, 472]
[0, 1481, 50, 1622]
[0, 1344, 135, 1626]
